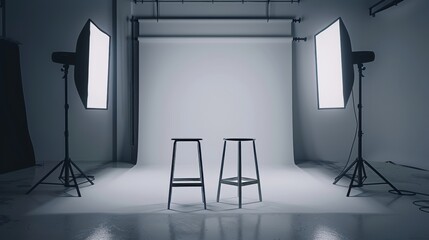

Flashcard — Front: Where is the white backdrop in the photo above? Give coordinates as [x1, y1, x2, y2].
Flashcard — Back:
[137, 20, 293, 168]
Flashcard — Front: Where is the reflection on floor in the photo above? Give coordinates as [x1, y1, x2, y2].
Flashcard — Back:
[1, 160, 429, 239]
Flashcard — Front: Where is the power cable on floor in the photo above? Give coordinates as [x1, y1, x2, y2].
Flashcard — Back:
[385, 161, 429, 172]
[387, 162, 429, 213]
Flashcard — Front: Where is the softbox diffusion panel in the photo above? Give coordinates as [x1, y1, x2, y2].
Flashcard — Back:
[0, 39, 35, 173]
[137, 19, 294, 167]
[75, 20, 110, 109]
[315, 18, 354, 109]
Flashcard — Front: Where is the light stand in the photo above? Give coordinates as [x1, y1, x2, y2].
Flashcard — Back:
[333, 62, 402, 196]
[26, 19, 109, 197]
[26, 64, 94, 197]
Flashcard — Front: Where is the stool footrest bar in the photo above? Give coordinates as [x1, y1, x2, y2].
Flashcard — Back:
[173, 178, 201, 181]
[220, 177, 259, 186]
[172, 182, 203, 187]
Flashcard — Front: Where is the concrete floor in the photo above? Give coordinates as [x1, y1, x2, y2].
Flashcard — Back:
[1, 160, 429, 239]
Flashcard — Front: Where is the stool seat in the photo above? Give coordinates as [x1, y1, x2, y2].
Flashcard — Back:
[171, 138, 202, 141]
[224, 138, 255, 141]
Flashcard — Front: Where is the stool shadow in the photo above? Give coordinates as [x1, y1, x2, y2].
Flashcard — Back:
[168, 203, 207, 213]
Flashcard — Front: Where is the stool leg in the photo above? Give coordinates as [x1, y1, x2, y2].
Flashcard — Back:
[217, 140, 227, 202]
[252, 140, 262, 202]
[197, 141, 207, 209]
[168, 141, 177, 209]
[238, 141, 242, 208]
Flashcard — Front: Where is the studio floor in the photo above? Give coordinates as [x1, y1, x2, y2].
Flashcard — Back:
[1, 160, 429, 240]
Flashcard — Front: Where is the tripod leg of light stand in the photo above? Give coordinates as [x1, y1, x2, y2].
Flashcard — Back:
[363, 160, 402, 194]
[346, 162, 360, 197]
[70, 160, 94, 185]
[26, 160, 65, 194]
[333, 159, 358, 184]
[58, 161, 66, 181]
[68, 163, 81, 197]
[362, 162, 367, 180]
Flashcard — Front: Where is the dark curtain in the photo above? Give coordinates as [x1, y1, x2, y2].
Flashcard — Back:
[0, 39, 35, 173]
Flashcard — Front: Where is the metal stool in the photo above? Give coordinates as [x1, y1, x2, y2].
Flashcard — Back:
[216, 138, 262, 208]
[168, 138, 207, 210]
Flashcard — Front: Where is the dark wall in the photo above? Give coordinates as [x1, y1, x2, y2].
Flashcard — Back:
[115, 0, 133, 164]
[0, 39, 35, 173]
[363, 0, 429, 169]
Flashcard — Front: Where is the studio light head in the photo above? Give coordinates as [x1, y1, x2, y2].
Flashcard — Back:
[352, 51, 375, 65]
